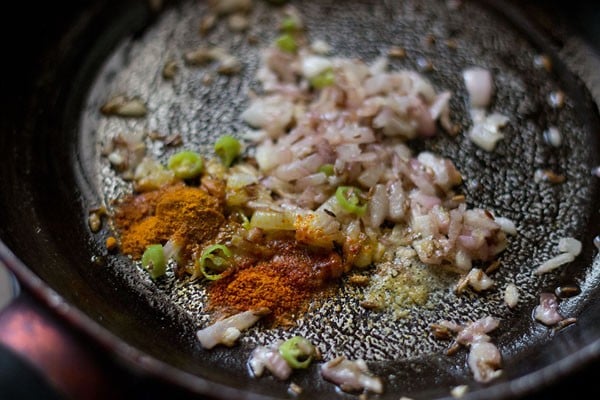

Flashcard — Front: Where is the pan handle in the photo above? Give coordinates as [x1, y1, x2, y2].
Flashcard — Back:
[0, 263, 127, 400]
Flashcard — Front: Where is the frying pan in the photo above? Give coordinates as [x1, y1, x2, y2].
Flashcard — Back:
[1, 0, 600, 399]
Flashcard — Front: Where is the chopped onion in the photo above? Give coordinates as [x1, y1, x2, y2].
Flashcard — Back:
[196, 309, 270, 349]
[226, 171, 258, 189]
[534, 237, 582, 275]
[435, 316, 502, 383]
[465, 268, 494, 292]
[463, 67, 494, 108]
[310, 39, 332, 54]
[504, 283, 519, 308]
[301, 55, 333, 78]
[366, 184, 388, 228]
[455, 316, 499, 345]
[249, 344, 292, 380]
[468, 341, 503, 383]
[294, 210, 342, 248]
[494, 216, 517, 235]
[534, 251, 575, 275]
[320, 356, 383, 394]
[241, 96, 294, 135]
[534, 293, 563, 326]
[387, 180, 407, 222]
[468, 111, 508, 152]
[558, 237, 582, 256]
[250, 210, 296, 231]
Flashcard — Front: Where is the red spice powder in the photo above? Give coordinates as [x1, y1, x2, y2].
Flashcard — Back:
[207, 239, 343, 325]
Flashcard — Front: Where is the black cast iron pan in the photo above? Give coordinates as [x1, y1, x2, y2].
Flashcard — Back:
[1, 0, 600, 399]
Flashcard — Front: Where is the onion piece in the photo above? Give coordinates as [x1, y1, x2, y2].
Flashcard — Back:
[320, 356, 383, 394]
[294, 210, 343, 248]
[196, 308, 270, 349]
[534, 236, 581, 275]
[468, 110, 508, 152]
[387, 180, 407, 222]
[534, 252, 575, 275]
[494, 216, 517, 235]
[301, 55, 333, 78]
[465, 268, 494, 292]
[241, 95, 294, 136]
[558, 237, 582, 256]
[250, 210, 296, 231]
[434, 316, 502, 383]
[249, 343, 292, 380]
[468, 341, 503, 383]
[463, 67, 494, 108]
[455, 316, 499, 345]
[367, 184, 389, 228]
[310, 39, 331, 54]
[504, 283, 519, 308]
[534, 293, 563, 326]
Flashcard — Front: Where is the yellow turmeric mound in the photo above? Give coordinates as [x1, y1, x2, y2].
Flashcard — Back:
[114, 183, 224, 265]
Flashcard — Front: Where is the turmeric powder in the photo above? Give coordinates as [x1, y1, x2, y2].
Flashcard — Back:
[113, 183, 225, 267]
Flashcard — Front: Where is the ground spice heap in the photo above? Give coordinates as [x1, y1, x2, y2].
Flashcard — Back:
[113, 183, 224, 266]
[208, 238, 343, 325]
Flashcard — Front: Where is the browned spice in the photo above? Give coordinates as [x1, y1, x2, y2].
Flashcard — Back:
[208, 238, 343, 325]
[106, 236, 118, 252]
[113, 183, 224, 265]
